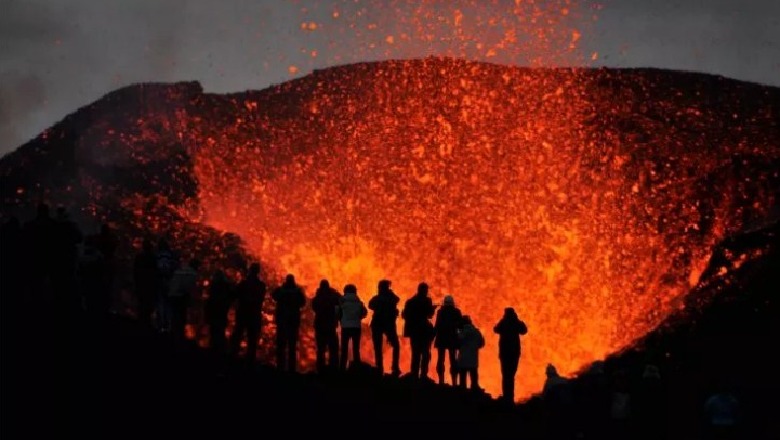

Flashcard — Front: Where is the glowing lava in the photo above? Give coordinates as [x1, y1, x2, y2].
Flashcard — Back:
[181, 59, 779, 399]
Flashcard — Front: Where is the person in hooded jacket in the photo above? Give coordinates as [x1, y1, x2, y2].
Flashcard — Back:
[493, 307, 528, 402]
[401, 282, 436, 380]
[434, 294, 463, 385]
[337, 284, 367, 370]
[312, 279, 342, 372]
[457, 316, 485, 390]
[368, 279, 401, 376]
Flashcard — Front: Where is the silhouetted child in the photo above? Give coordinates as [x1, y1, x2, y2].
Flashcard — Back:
[229, 263, 266, 362]
[493, 307, 528, 402]
[542, 364, 574, 438]
[312, 279, 341, 372]
[337, 284, 367, 370]
[457, 316, 484, 391]
[78, 235, 109, 317]
[206, 269, 234, 356]
[434, 294, 463, 385]
[133, 238, 158, 326]
[272, 274, 306, 372]
[401, 282, 436, 380]
[368, 279, 401, 377]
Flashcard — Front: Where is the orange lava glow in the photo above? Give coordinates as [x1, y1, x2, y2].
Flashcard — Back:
[29, 0, 775, 401]
[179, 59, 778, 399]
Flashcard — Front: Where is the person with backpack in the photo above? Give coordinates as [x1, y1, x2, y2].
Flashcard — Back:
[312, 279, 341, 373]
[272, 274, 306, 372]
[401, 282, 436, 380]
[493, 307, 528, 402]
[434, 294, 463, 385]
[229, 263, 266, 362]
[337, 284, 367, 370]
[368, 279, 401, 377]
[457, 316, 485, 391]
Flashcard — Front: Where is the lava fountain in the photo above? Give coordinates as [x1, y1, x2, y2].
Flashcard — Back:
[181, 59, 779, 399]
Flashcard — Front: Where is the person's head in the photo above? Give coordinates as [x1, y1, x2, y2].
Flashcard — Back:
[546, 364, 559, 378]
[462, 315, 472, 326]
[36, 203, 50, 219]
[417, 282, 429, 296]
[344, 284, 357, 295]
[248, 262, 261, 276]
[56, 206, 67, 220]
[189, 258, 201, 271]
[285, 274, 296, 285]
[100, 223, 111, 235]
[443, 295, 455, 307]
[142, 238, 154, 253]
[378, 279, 391, 293]
[319, 279, 330, 290]
[213, 268, 226, 278]
[504, 307, 518, 320]
[643, 364, 661, 380]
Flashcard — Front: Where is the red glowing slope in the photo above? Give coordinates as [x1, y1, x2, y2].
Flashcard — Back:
[2, 59, 778, 399]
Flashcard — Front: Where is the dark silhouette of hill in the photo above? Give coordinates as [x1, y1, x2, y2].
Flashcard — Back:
[1, 58, 779, 438]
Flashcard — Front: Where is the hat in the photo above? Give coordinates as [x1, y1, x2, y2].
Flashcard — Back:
[443, 295, 454, 306]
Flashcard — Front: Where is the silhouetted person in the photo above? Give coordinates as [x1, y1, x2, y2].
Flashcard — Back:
[703, 381, 740, 440]
[78, 235, 109, 317]
[133, 238, 158, 326]
[457, 316, 484, 390]
[52, 207, 83, 312]
[272, 274, 306, 372]
[168, 258, 200, 342]
[312, 279, 341, 373]
[434, 294, 463, 385]
[23, 203, 57, 297]
[609, 370, 632, 439]
[337, 284, 367, 370]
[155, 239, 179, 333]
[635, 364, 665, 440]
[206, 269, 234, 355]
[368, 279, 401, 377]
[229, 264, 266, 362]
[95, 223, 119, 308]
[493, 307, 528, 402]
[542, 364, 574, 438]
[1, 216, 23, 304]
[402, 282, 436, 380]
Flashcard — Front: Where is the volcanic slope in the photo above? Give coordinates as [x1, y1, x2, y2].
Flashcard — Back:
[1, 58, 778, 399]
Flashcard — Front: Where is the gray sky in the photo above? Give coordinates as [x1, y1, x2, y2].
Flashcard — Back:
[1, 0, 778, 155]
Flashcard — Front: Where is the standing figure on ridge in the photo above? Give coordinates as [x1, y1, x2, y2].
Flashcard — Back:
[230, 263, 268, 362]
[272, 274, 306, 372]
[493, 307, 528, 403]
[133, 238, 159, 327]
[368, 279, 401, 377]
[434, 294, 463, 385]
[457, 316, 485, 391]
[401, 282, 436, 380]
[312, 279, 342, 373]
[206, 269, 234, 356]
[337, 284, 367, 370]
[168, 258, 201, 342]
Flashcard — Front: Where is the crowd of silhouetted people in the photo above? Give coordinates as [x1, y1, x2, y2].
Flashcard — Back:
[0, 202, 744, 440]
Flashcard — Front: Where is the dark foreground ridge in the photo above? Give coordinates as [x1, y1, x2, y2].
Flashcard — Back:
[2, 220, 777, 439]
